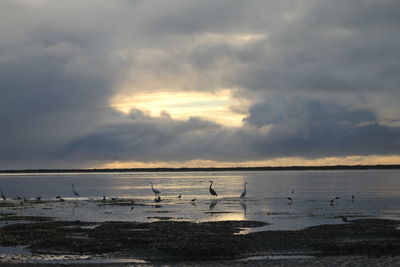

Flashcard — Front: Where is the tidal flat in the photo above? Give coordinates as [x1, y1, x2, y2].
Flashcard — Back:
[0, 210, 400, 265]
[1, 170, 400, 265]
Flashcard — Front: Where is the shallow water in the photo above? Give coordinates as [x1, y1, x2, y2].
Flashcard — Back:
[0, 169, 399, 230]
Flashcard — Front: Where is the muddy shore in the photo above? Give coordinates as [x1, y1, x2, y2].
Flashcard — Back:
[0, 214, 400, 265]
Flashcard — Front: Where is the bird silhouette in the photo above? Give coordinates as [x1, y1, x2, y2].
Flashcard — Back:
[70, 183, 80, 200]
[0, 187, 6, 200]
[240, 182, 247, 199]
[208, 181, 218, 198]
[150, 182, 161, 196]
[330, 196, 340, 205]
[177, 194, 182, 199]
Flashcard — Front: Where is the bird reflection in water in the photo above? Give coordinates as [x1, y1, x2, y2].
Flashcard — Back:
[240, 202, 247, 218]
[209, 200, 218, 210]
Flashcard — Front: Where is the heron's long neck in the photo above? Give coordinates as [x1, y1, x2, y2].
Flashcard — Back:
[209, 182, 213, 189]
[244, 183, 247, 190]
[151, 184, 154, 190]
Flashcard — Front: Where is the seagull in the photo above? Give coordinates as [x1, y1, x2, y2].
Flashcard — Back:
[208, 181, 218, 198]
[150, 182, 161, 196]
[240, 182, 247, 199]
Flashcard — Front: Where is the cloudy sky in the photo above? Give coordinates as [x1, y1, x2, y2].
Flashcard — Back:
[1, 0, 399, 169]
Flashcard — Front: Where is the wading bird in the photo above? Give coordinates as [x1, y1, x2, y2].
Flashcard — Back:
[330, 196, 340, 205]
[177, 194, 182, 199]
[0, 187, 6, 200]
[70, 183, 80, 200]
[150, 182, 161, 196]
[154, 195, 162, 203]
[287, 197, 293, 202]
[240, 182, 247, 199]
[209, 181, 218, 198]
[191, 198, 197, 202]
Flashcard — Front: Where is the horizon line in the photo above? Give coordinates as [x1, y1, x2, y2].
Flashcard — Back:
[1, 164, 400, 173]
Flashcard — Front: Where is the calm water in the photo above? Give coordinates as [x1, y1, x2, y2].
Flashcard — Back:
[0, 170, 400, 231]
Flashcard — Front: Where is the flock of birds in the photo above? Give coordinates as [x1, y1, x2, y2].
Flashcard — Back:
[1, 181, 353, 208]
[150, 181, 247, 202]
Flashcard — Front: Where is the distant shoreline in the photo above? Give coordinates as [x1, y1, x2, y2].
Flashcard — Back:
[0, 164, 399, 174]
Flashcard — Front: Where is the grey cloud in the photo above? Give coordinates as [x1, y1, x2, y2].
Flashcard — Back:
[59, 100, 399, 165]
[0, 0, 399, 168]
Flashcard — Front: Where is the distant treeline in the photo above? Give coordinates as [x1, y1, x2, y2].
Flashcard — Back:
[1, 164, 400, 174]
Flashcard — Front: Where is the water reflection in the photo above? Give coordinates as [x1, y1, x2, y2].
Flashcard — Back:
[0, 170, 399, 230]
[240, 202, 247, 218]
[209, 200, 218, 210]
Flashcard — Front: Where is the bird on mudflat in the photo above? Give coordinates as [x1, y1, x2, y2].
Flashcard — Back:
[177, 194, 182, 199]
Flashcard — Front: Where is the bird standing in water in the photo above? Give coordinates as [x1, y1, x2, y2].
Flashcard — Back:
[209, 181, 218, 198]
[70, 183, 80, 200]
[240, 182, 247, 199]
[150, 182, 161, 196]
[0, 187, 5, 201]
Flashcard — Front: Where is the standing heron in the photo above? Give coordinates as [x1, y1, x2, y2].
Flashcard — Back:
[150, 182, 161, 196]
[70, 183, 80, 200]
[208, 181, 218, 198]
[0, 187, 5, 201]
[240, 182, 247, 199]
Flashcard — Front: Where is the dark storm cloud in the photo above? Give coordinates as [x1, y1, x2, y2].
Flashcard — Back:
[0, 0, 399, 168]
[60, 99, 400, 164]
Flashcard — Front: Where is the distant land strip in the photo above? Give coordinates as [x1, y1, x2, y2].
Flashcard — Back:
[1, 164, 400, 173]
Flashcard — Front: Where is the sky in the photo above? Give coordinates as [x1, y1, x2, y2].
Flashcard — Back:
[0, 0, 399, 169]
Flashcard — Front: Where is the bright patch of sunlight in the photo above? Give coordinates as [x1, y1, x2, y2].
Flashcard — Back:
[110, 89, 248, 127]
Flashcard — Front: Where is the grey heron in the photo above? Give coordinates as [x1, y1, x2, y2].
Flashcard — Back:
[70, 183, 80, 200]
[150, 182, 161, 196]
[240, 182, 247, 199]
[208, 181, 218, 198]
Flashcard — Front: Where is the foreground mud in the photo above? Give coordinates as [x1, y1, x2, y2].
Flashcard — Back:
[0, 217, 399, 263]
